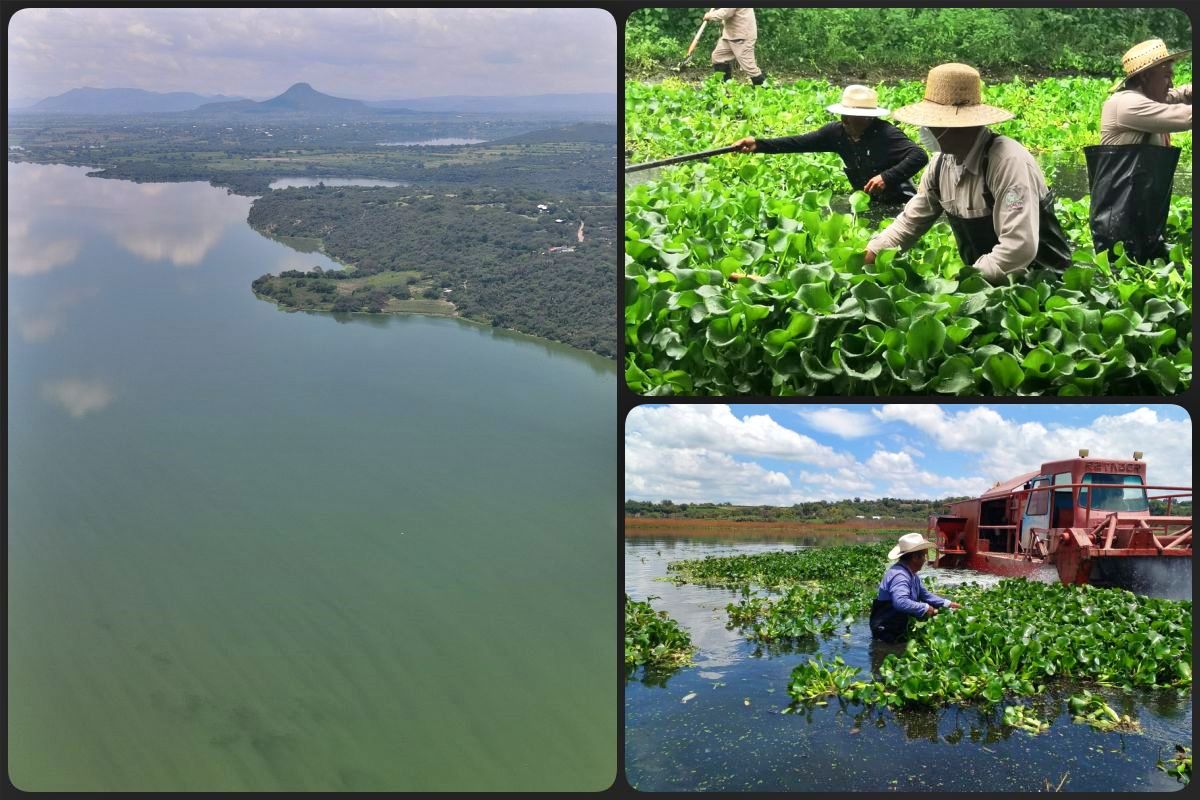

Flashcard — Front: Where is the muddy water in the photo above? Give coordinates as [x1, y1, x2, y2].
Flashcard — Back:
[625, 538, 1192, 792]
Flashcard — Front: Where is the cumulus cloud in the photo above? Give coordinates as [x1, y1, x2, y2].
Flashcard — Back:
[41, 379, 115, 418]
[796, 407, 879, 438]
[874, 405, 1192, 489]
[627, 404, 853, 466]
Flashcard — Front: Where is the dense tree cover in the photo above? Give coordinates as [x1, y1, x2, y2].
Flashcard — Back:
[624, 498, 963, 524]
[626, 8, 1191, 79]
[248, 184, 617, 356]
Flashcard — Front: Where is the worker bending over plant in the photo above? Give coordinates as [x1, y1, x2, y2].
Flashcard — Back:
[729, 84, 928, 206]
[864, 63, 1072, 283]
[870, 533, 962, 643]
[1087, 38, 1192, 263]
[706, 8, 765, 86]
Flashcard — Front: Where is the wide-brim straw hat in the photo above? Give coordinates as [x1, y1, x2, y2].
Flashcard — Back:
[826, 84, 889, 117]
[1111, 38, 1191, 92]
[892, 63, 1013, 128]
[888, 532, 936, 561]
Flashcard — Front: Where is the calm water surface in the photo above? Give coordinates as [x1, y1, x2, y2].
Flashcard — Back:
[625, 537, 1191, 792]
[267, 177, 408, 190]
[8, 162, 616, 791]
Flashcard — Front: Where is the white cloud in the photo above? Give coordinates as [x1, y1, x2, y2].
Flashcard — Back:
[796, 407, 879, 438]
[874, 405, 1192, 490]
[8, 8, 615, 101]
[626, 404, 853, 466]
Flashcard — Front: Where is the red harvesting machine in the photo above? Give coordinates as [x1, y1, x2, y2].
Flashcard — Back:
[930, 452, 1191, 589]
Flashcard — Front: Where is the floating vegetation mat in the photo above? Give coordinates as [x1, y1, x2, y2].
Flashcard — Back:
[625, 76, 1193, 397]
[625, 594, 696, 673]
[785, 579, 1191, 710]
[666, 545, 1190, 715]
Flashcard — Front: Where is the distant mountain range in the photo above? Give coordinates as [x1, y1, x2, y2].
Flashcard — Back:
[14, 87, 246, 114]
[11, 84, 616, 119]
[196, 83, 369, 114]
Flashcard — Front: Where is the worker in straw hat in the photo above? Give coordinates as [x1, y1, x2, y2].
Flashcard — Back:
[727, 84, 929, 206]
[870, 533, 961, 643]
[706, 8, 766, 87]
[1087, 38, 1192, 264]
[864, 63, 1072, 283]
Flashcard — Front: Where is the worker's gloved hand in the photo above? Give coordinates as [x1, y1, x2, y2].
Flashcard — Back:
[731, 136, 757, 153]
[863, 175, 887, 195]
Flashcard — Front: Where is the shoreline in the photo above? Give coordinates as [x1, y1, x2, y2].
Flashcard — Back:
[625, 517, 921, 538]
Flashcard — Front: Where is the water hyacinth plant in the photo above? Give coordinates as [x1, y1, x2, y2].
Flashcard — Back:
[784, 578, 1190, 710]
[1157, 745, 1191, 785]
[1002, 704, 1050, 735]
[625, 594, 696, 672]
[625, 77, 1193, 396]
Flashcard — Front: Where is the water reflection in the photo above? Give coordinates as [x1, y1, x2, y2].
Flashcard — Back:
[267, 178, 408, 190]
[626, 537, 1192, 792]
[8, 163, 248, 272]
[40, 377, 116, 417]
[10, 286, 100, 342]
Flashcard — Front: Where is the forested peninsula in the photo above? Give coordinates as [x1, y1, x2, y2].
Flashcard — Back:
[249, 183, 616, 357]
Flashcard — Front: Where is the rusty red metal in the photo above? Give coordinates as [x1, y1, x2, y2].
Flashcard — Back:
[929, 456, 1191, 587]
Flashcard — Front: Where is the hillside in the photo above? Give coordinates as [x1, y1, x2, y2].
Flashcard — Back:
[17, 87, 243, 114]
[198, 83, 367, 114]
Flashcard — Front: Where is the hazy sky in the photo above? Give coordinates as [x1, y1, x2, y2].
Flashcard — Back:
[8, 8, 616, 102]
[626, 404, 1192, 504]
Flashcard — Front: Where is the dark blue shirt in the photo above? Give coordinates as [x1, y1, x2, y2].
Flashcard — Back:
[754, 119, 929, 204]
[876, 562, 949, 618]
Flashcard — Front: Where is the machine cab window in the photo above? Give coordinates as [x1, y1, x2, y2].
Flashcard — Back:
[1079, 473, 1150, 512]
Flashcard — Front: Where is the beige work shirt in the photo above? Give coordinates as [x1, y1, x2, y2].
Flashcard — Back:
[868, 129, 1050, 282]
[1100, 85, 1192, 146]
[707, 8, 756, 40]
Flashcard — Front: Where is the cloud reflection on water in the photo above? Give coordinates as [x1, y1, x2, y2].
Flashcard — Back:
[8, 163, 248, 273]
[40, 378, 116, 417]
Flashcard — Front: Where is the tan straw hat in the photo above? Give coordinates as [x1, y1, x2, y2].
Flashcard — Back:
[888, 532, 936, 561]
[892, 63, 1013, 128]
[826, 84, 889, 117]
[1112, 38, 1190, 92]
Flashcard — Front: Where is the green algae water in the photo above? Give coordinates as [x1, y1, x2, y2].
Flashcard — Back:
[7, 163, 616, 791]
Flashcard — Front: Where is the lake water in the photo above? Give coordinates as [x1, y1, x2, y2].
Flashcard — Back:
[267, 177, 408, 190]
[377, 138, 487, 146]
[625, 537, 1191, 792]
[7, 162, 616, 792]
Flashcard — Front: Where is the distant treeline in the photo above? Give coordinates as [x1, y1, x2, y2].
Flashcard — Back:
[626, 498, 1193, 523]
[626, 8, 1191, 79]
[624, 498, 963, 524]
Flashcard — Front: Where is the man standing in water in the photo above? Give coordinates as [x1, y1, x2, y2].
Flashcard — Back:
[706, 8, 765, 86]
[728, 84, 928, 206]
[870, 533, 962, 643]
[1087, 38, 1192, 263]
[864, 63, 1072, 283]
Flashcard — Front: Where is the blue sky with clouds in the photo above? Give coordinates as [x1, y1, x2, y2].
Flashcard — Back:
[625, 404, 1192, 504]
[8, 8, 615, 103]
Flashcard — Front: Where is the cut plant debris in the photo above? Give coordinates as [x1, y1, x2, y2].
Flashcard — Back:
[1157, 745, 1191, 785]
